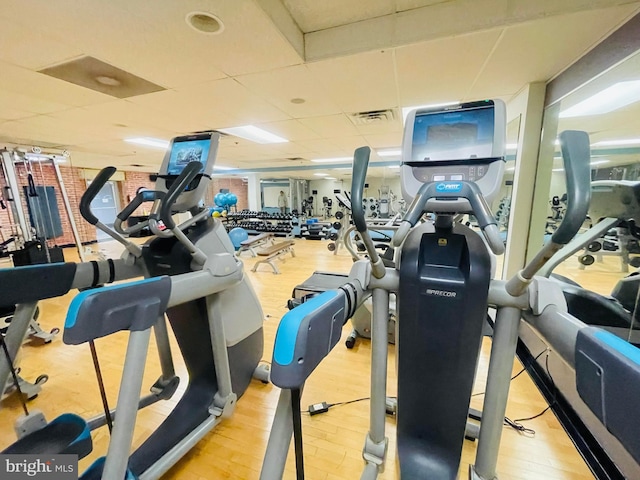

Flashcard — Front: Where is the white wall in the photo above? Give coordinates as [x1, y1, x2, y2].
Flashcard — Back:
[263, 185, 290, 209]
[307, 176, 402, 216]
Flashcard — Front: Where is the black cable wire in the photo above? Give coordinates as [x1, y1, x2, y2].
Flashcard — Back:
[89, 340, 113, 433]
[471, 348, 548, 397]
[0, 334, 29, 416]
[328, 396, 370, 408]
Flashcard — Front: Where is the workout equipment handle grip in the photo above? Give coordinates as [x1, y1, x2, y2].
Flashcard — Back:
[80, 167, 117, 225]
[551, 130, 591, 245]
[351, 146, 371, 233]
[159, 162, 203, 230]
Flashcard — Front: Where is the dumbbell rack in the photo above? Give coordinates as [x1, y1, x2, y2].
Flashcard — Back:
[224, 210, 294, 237]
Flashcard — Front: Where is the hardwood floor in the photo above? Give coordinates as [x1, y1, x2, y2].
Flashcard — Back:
[1, 234, 622, 479]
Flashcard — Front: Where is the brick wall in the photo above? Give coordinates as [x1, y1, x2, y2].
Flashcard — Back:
[205, 177, 248, 211]
[0, 167, 249, 248]
[0, 163, 97, 247]
[120, 171, 156, 216]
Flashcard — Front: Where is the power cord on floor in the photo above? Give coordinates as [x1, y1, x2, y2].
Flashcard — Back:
[305, 397, 370, 415]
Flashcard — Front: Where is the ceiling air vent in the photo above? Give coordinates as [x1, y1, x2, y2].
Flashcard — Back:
[349, 109, 396, 126]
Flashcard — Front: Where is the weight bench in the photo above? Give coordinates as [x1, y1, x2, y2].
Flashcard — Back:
[238, 232, 274, 257]
[251, 240, 295, 274]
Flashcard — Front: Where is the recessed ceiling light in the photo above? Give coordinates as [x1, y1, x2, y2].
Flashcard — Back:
[95, 75, 121, 87]
[591, 160, 609, 166]
[387, 165, 400, 169]
[402, 101, 459, 122]
[314, 173, 328, 176]
[290, 98, 306, 104]
[311, 156, 352, 163]
[553, 168, 564, 172]
[592, 138, 640, 147]
[186, 11, 224, 35]
[325, 177, 337, 180]
[506, 143, 518, 150]
[217, 125, 288, 144]
[124, 137, 169, 149]
[214, 165, 234, 171]
[559, 80, 640, 118]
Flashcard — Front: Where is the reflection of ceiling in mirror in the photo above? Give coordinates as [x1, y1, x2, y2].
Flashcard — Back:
[556, 49, 640, 168]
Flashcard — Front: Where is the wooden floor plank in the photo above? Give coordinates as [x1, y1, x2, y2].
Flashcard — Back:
[0, 235, 618, 479]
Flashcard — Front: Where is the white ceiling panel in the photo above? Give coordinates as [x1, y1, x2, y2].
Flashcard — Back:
[395, 30, 502, 106]
[298, 115, 361, 138]
[282, 0, 394, 33]
[363, 132, 405, 148]
[306, 51, 398, 113]
[0, 61, 113, 108]
[0, 16, 83, 70]
[236, 65, 343, 118]
[256, 119, 322, 142]
[468, 6, 639, 99]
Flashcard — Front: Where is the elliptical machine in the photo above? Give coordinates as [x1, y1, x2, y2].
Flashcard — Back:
[0, 132, 268, 479]
[259, 100, 640, 480]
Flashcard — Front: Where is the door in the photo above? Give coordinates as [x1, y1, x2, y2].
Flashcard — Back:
[89, 181, 119, 242]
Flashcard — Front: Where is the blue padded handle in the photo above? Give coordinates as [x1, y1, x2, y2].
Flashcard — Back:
[272, 290, 348, 389]
[64, 277, 171, 345]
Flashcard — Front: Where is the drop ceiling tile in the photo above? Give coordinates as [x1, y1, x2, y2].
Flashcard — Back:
[282, 0, 394, 33]
[0, 61, 113, 108]
[0, 17, 83, 70]
[363, 132, 404, 148]
[298, 114, 360, 138]
[306, 51, 398, 113]
[395, 30, 502, 106]
[235, 65, 342, 118]
[468, 6, 639, 99]
[256, 119, 321, 142]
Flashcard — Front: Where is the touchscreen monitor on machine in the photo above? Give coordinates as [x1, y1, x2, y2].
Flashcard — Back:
[157, 132, 219, 212]
[401, 100, 506, 208]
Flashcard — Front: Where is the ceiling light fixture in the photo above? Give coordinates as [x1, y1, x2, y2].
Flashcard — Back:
[559, 80, 640, 118]
[217, 125, 288, 144]
[387, 165, 400, 169]
[124, 137, 169, 149]
[311, 156, 352, 163]
[214, 165, 234, 171]
[506, 143, 518, 150]
[314, 173, 328, 176]
[186, 11, 224, 35]
[325, 177, 337, 180]
[376, 148, 402, 157]
[402, 101, 459, 122]
[95, 75, 121, 87]
[592, 138, 640, 147]
[591, 160, 609, 166]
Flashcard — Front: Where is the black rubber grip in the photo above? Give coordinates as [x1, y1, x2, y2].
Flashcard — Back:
[117, 190, 163, 221]
[80, 167, 117, 225]
[159, 162, 203, 230]
[350, 147, 371, 233]
[552, 130, 592, 245]
[107, 259, 115, 284]
[0, 263, 77, 305]
[90, 261, 99, 287]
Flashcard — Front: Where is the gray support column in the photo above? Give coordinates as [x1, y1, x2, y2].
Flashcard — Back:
[0, 303, 38, 394]
[369, 288, 389, 444]
[0, 150, 32, 242]
[502, 83, 547, 278]
[52, 160, 86, 262]
[260, 389, 294, 480]
[472, 306, 522, 480]
[153, 316, 176, 381]
[206, 295, 236, 415]
[102, 328, 152, 480]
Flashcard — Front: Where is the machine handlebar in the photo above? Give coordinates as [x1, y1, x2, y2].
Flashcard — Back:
[351, 147, 386, 278]
[80, 166, 116, 225]
[159, 162, 203, 230]
[551, 130, 591, 245]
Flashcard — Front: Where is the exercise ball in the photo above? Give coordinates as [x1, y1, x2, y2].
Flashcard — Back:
[225, 193, 238, 206]
[228, 227, 248, 249]
[214, 193, 226, 207]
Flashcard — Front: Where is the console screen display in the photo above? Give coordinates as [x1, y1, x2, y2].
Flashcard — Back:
[411, 105, 494, 161]
[167, 138, 210, 175]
